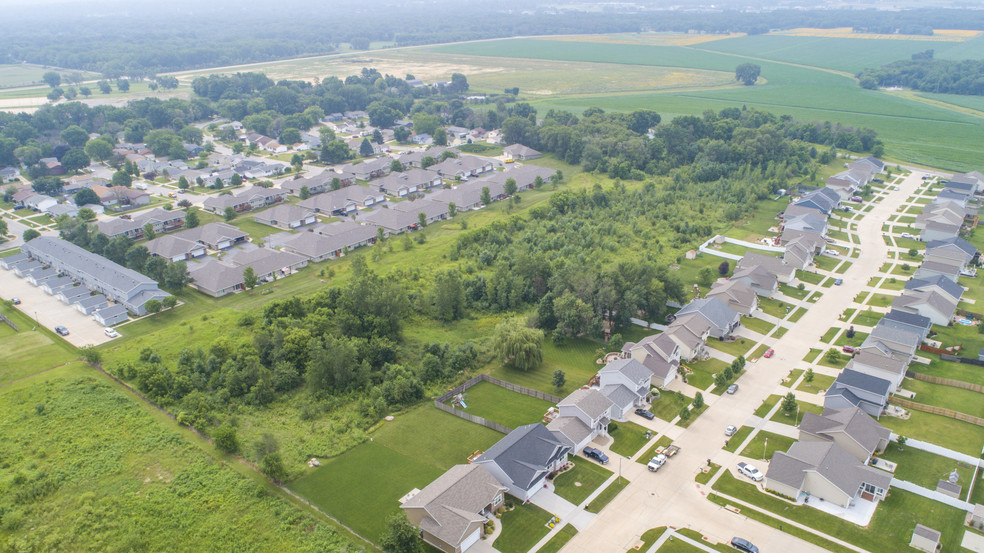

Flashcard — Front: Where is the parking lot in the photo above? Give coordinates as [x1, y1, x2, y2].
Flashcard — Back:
[0, 269, 115, 348]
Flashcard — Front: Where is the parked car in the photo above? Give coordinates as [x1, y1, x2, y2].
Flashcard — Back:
[841, 206, 853, 212]
[842, 345, 857, 354]
[583, 447, 609, 465]
[11, 297, 21, 305]
[872, 178, 884, 183]
[900, 232, 915, 239]
[726, 384, 738, 395]
[824, 249, 839, 256]
[763, 348, 774, 359]
[635, 408, 655, 420]
[833, 279, 843, 286]
[725, 425, 738, 436]
[730, 537, 759, 553]
[104, 328, 120, 338]
[737, 462, 764, 482]
[54, 325, 69, 336]
[849, 196, 863, 203]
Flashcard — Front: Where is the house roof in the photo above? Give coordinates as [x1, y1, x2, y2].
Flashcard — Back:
[667, 313, 712, 347]
[75, 294, 108, 308]
[892, 289, 956, 320]
[558, 388, 614, 420]
[600, 358, 652, 384]
[915, 260, 961, 277]
[799, 407, 890, 455]
[94, 304, 128, 320]
[178, 222, 248, 247]
[737, 252, 795, 279]
[546, 416, 593, 449]
[145, 235, 204, 259]
[227, 247, 306, 276]
[881, 309, 932, 331]
[402, 464, 506, 548]
[97, 217, 141, 237]
[476, 424, 570, 490]
[676, 297, 739, 332]
[794, 188, 839, 213]
[926, 236, 977, 259]
[869, 322, 922, 348]
[360, 207, 418, 231]
[187, 258, 244, 293]
[22, 237, 161, 297]
[904, 275, 963, 301]
[832, 369, 893, 397]
[944, 180, 975, 194]
[768, 441, 892, 498]
[600, 384, 639, 409]
[640, 353, 677, 380]
[254, 204, 314, 225]
[371, 168, 441, 192]
[731, 265, 778, 291]
[707, 279, 757, 310]
[846, 351, 908, 377]
[391, 198, 449, 219]
[913, 524, 941, 543]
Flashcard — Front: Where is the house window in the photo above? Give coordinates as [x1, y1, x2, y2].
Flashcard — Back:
[493, 494, 503, 506]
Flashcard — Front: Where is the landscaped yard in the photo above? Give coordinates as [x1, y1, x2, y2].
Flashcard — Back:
[795, 373, 836, 395]
[741, 316, 775, 336]
[796, 270, 824, 285]
[759, 297, 793, 319]
[779, 284, 810, 300]
[609, 420, 652, 457]
[682, 358, 727, 390]
[866, 293, 896, 308]
[705, 337, 754, 358]
[712, 471, 968, 553]
[491, 335, 600, 396]
[452, 381, 554, 429]
[495, 499, 554, 553]
[813, 255, 840, 271]
[650, 390, 691, 422]
[553, 455, 613, 504]
[879, 445, 975, 499]
[739, 431, 795, 461]
[781, 369, 804, 388]
[820, 327, 840, 343]
[817, 349, 850, 369]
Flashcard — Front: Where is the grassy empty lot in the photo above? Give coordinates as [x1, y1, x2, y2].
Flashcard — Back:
[909, 358, 984, 387]
[610, 420, 653, 457]
[712, 470, 967, 553]
[0, 304, 79, 385]
[552, 460, 612, 505]
[290, 406, 503, 541]
[650, 390, 691, 422]
[739, 431, 795, 461]
[452, 380, 554, 429]
[879, 446, 975, 499]
[495, 500, 553, 553]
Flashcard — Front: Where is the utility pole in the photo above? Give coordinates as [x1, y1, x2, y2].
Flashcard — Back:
[764, 437, 768, 460]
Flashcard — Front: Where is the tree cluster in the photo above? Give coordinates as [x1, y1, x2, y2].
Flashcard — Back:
[857, 58, 984, 96]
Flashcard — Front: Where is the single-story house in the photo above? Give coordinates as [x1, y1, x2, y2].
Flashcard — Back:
[370, 169, 443, 197]
[401, 464, 507, 553]
[504, 144, 541, 160]
[176, 222, 249, 250]
[797, 407, 891, 463]
[144, 235, 207, 262]
[390, 198, 450, 225]
[431, 156, 494, 179]
[253, 205, 317, 229]
[765, 441, 892, 508]
[474, 424, 571, 502]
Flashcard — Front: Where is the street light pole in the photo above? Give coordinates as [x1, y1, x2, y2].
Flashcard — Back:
[764, 437, 768, 460]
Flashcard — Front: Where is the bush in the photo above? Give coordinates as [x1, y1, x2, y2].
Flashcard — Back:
[213, 426, 239, 453]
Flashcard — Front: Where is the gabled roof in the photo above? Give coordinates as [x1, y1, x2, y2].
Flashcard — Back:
[730, 265, 778, 291]
[767, 441, 892, 498]
[402, 464, 506, 548]
[558, 388, 613, 420]
[476, 424, 570, 490]
[600, 358, 652, 384]
[23, 237, 160, 296]
[391, 198, 449, 219]
[640, 353, 678, 380]
[676, 297, 740, 331]
[904, 275, 963, 301]
[707, 279, 757, 310]
[625, 332, 679, 361]
[926, 236, 977, 259]
[846, 350, 908, 377]
[600, 384, 639, 409]
[870, 321, 921, 348]
[178, 222, 248, 246]
[145, 234, 204, 259]
[546, 416, 593, 449]
[800, 407, 890, 455]
[737, 252, 795, 278]
[880, 309, 929, 330]
[254, 204, 315, 224]
[892, 289, 957, 319]
[832, 369, 892, 397]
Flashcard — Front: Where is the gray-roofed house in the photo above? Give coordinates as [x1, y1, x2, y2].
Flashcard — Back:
[25, 267, 58, 285]
[280, 227, 377, 262]
[58, 284, 91, 304]
[344, 157, 392, 180]
[93, 304, 129, 326]
[401, 464, 507, 553]
[40, 276, 74, 295]
[97, 217, 144, 240]
[904, 275, 963, 304]
[0, 252, 30, 270]
[598, 358, 652, 419]
[298, 187, 359, 215]
[943, 179, 976, 197]
[924, 236, 977, 272]
[909, 525, 941, 553]
[798, 407, 891, 463]
[765, 441, 892, 508]
[370, 169, 442, 197]
[674, 297, 741, 339]
[624, 332, 682, 387]
[474, 424, 571, 501]
[12, 259, 43, 277]
[177, 222, 249, 250]
[845, 351, 909, 391]
[360, 207, 420, 235]
[706, 279, 759, 316]
[792, 187, 840, 214]
[663, 314, 712, 361]
[891, 289, 956, 326]
[202, 187, 285, 214]
[729, 265, 778, 297]
[144, 235, 207, 262]
[281, 174, 332, 196]
[431, 156, 494, 179]
[735, 252, 796, 284]
[920, 220, 963, 243]
[22, 237, 169, 315]
[549, 388, 614, 452]
[504, 144, 541, 160]
[824, 369, 893, 417]
[862, 323, 921, 360]
[253, 205, 317, 230]
[879, 309, 932, 342]
[187, 258, 246, 297]
[391, 198, 450, 225]
[133, 207, 186, 235]
[912, 259, 961, 283]
[74, 294, 109, 315]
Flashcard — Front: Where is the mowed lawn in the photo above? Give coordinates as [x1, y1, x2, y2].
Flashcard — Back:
[452, 380, 554, 429]
[552, 459, 613, 505]
[0, 305, 79, 385]
[289, 406, 504, 542]
[879, 446, 975, 499]
[491, 335, 601, 396]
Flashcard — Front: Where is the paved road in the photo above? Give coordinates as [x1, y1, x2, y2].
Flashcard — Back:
[559, 170, 928, 553]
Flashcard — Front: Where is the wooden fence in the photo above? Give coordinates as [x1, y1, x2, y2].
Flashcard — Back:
[956, 308, 984, 320]
[434, 374, 563, 435]
[888, 397, 984, 427]
[906, 371, 984, 393]
[919, 343, 950, 356]
[0, 312, 18, 331]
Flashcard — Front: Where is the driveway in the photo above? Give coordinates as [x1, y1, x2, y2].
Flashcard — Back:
[0, 268, 114, 347]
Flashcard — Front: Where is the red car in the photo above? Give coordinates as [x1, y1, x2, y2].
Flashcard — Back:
[764, 348, 775, 358]
[842, 345, 857, 354]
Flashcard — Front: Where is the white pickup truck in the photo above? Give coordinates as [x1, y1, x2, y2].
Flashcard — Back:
[647, 454, 667, 472]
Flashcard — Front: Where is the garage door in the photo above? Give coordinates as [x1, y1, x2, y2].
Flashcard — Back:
[460, 528, 481, 552]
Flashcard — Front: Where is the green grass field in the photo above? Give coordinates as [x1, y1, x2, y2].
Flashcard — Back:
[609, 420, 652, 457]
[0, 304, 79, 385]
[538, 524, 578, 553]
[739, 431, 795, 461]
[879, 446, 975, 499]
[495, 500, 554, 553]
[452, 380, 554, 429]
[552, 460, 612, 505]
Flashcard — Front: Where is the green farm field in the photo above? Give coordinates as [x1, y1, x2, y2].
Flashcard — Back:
[428, 34, 984, 171]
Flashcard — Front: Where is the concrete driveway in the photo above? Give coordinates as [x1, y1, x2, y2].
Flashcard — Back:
[0, 268, 114, 347]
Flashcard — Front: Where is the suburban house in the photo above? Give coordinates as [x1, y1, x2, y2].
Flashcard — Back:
[74, 294, 109, 315]
[923, 237, 977, 273]
[736, 252, 797, 284]
[144, 235, 207, 262]
[298, 188, 360, 215]
[19, 237, 170, 315]
[187, 247, 307, 297]
[891, 289, 957, 326]
[429, 184, 490, 212]
[203, 187, 285, 214]
[782, 214, 828, 238]
[798, 407, 891, 463]
[281, 175, 333, 196]
[662, 314, 712, 362]
[177, 222, 249, 250]
[912, 260, 961, 283]
[846, 350, 909, 392]
[370, 169, 442, 197]
[674, 297, 741, 340]
[850, 156, 885, 176]
[825, 176, 861, 200]
[792, 187, 840, 214]
[401, 464, 507, 553]
[765, 441, 892, 508]
[99, 207, 187, 239]
[824, 369, 893, 417]
[878, 309, 932, 342]
[729, 265, 779, 297]
[474, 424, 571, 502]
[782, 239, 817, 271]
[399, 147, 449, 168]
[920, 220, 964, 243]
[280, 222, 379, 262]
[97, 217, 145, 240]
[344, 157, 392, 181]
[950, 170, 984, 193]
[597, 358, 652, 419]
[360, 207, 423, 235]
[943, 179, 976, 198]
[40, 276, 74, 295]
[315, 220, 379, 248]
[904, 275, 963, 305]
[915, 202, 966, 231]
[253, 205, 317, 229]
[861, 322, 921, 360]
[0, 166, 20, 183]
[623, 332, 682, 387]
[186, 258, 248, 297]
[548, 388, 613, 452]
[391, 198, 450, 225]
[24, 194, 58, 213]
[706, 279, 759, 316]
[431, 156, 494, 179]
[504, 144, 541, 160]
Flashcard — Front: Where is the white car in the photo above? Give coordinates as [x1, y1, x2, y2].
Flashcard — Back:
[900, 233, 914, 239]
[104, 327, 120, 338]
[824, 249, 839, 256]
[737, 462, 764, 482]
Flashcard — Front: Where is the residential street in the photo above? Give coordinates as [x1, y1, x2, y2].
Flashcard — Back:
[558, 169, 927, 553]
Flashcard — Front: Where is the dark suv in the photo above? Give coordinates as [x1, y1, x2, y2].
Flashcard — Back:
[730, 537, 759, 553]
[635, 408, 655, 420]
[583, 447, 609, 465]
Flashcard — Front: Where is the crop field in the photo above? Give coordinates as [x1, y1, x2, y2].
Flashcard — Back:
[428, 35, 984, 171]
[0, 63, 100, 88]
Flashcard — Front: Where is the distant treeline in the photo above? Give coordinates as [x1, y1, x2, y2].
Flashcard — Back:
[857, 54, 984, 96]
[3, 3, 984, 76]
